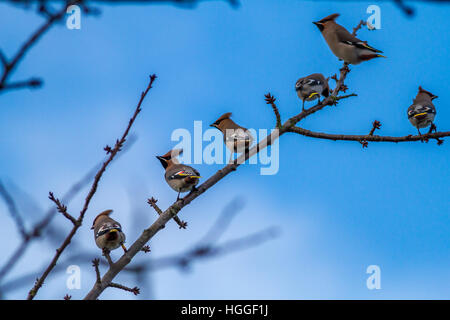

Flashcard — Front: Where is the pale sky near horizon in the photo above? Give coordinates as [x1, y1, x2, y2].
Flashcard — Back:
[0, 0, 449, 299]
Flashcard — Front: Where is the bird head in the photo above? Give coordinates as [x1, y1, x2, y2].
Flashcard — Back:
[156, 149, 183, 169]
[418, 86, 438, 100]
[210, 112, 232, 130]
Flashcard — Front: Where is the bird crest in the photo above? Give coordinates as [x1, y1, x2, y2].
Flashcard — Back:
[418, 86, 438, 100]
[91, 209, 113, 230]
[318, 13, 340, 24]
[211, 112, 232, 128]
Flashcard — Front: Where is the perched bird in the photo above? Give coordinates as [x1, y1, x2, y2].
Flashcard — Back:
[407, 86, 438, 138]
[313, 13, 385, 65]
[210, 112, 254, 162]
[156, 149, 201, 201]
[295, 73, 330, 110]
[91, 210, 127, 253]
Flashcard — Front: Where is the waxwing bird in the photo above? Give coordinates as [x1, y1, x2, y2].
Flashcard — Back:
[407, 86, 438, 140]
[156, 149, 201, 201]
[210, 112, 254, 162]
[91, 210, 127, 253]
[313, 13, 385, 65]
[295, 73, 330, 111]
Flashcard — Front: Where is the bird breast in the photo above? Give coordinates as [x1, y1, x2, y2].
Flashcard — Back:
[167, 177, 198, 192]
[95, 229, 125, 250]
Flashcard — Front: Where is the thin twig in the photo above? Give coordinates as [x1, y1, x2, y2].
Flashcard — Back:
[147, 197, 187, 229]
[102, 249, 114, 267]
[264, 93, 281, 129]
[108, 283, 140, 295]
[352, 20, 366, 36]
[0, 1, 80, 93]
[92, 259, 101, 284]
[369, 120, 382, 136]
[48, 192, 77, 225]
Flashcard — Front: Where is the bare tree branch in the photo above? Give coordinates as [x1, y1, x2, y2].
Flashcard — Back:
[27, 75, 156, 300]
[0, 1, 81, 93]
[81, 26, 359, 300]
[82, 21, 450, 299]
[0, 222, 278, 296]
[0, 181, 27, 238]
[287, 126, 449, 145]
[352, 20, 366, 36]
[265, 93, 281, 129]
[92, 259, 101, 284]
[0, 136, 136, 285]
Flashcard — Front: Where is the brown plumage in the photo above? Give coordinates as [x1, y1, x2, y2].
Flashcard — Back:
[92, 210, 126, 253]
[313, 13, 385, 65]
[156, 148, 201, 201]
[210, 113, 254, 160]
[407, 86, 437, 137]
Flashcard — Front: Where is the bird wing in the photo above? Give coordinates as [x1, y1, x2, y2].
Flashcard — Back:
[335, 25, 383, 53]
[296, 77, 322, 89]
[226, 128, 252, 142]
[167, 165, 201, 180]
[408, 103, 436, 117]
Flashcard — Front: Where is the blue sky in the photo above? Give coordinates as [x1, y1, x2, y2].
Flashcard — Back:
[0, 0, 449, 299]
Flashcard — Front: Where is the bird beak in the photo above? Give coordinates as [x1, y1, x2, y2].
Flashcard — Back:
[210, 123, 217, 128]
[431, 95, 438, 100]
[312, 21, 324, 31]
[156, 156, 168, 169]
[313, 21, 323, 28]
[414, 112, 427, 118]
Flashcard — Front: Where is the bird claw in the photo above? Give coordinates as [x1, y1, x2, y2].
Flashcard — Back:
[429, 123, 437, 134]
